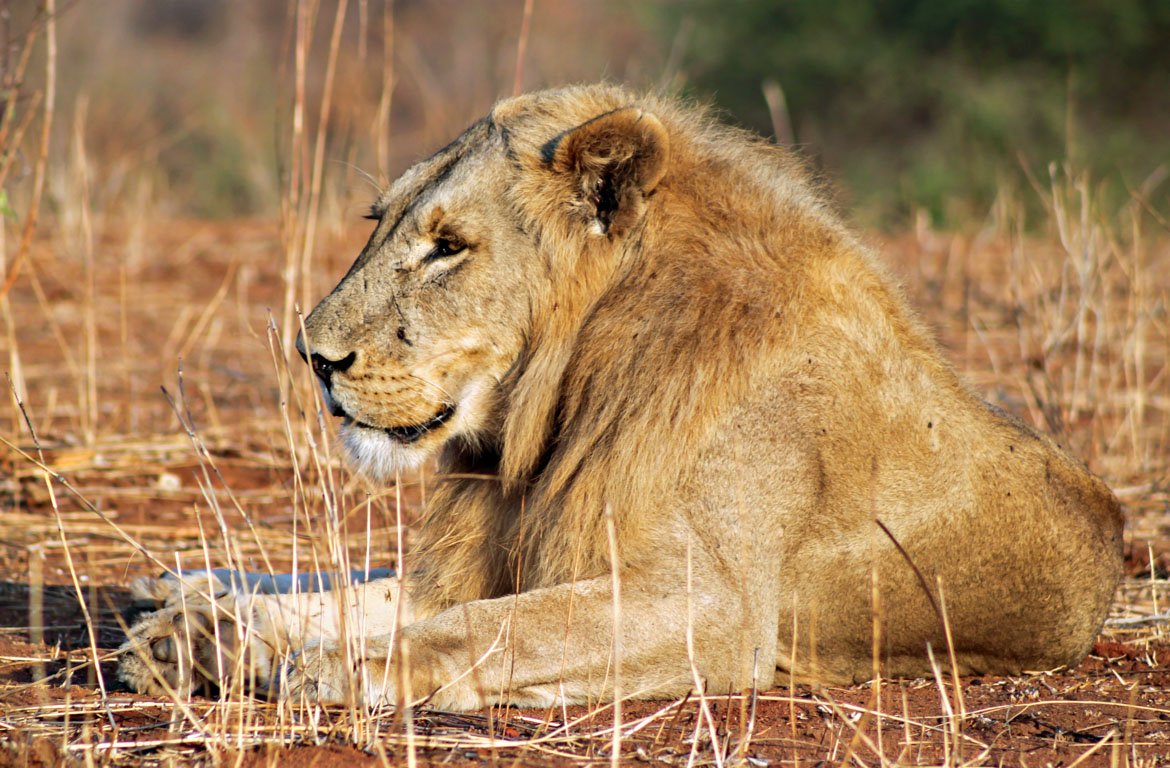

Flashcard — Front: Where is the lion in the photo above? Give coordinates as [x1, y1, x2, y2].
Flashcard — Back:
[119, 83, 1123, 711]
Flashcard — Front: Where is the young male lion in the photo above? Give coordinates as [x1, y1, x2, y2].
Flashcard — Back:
[120, 84, 1123, 710]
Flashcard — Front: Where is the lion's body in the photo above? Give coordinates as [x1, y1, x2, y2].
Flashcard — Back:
[120, 84, 1123, 709]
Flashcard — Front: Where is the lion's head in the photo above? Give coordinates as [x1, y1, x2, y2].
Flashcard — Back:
[299, 84, 670, 478]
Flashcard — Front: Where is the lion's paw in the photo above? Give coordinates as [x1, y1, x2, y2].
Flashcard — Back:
[118, 576, 275, 697]
[278, 643, 394, 706]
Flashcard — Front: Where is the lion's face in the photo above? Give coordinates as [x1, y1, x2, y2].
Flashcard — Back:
[299, 87, 669, 478]
[299, 122, 534, 476]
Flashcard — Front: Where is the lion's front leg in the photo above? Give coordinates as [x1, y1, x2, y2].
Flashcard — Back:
[118, 571, 411, 698]
[283, 568, 776, 711]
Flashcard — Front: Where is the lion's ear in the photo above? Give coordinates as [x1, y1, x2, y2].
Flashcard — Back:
[543, 108, 669, 237]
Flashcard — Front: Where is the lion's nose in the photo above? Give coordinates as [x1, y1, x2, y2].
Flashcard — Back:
[295, 332, 353, 378]
[295, 333, 357, 383]
[308, 351, 356, 384]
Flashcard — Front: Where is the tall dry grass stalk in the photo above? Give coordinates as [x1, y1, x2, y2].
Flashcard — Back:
[374, 1, 395, 180]
[0, 0, 55, 433]
[0, 0, 54, 303]
[512, 0, 534, 97]
[280, 0, 350, 354]
[604, 506, 623, 768]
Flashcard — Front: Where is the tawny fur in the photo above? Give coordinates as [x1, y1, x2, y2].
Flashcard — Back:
[119, 84, 1123, 709]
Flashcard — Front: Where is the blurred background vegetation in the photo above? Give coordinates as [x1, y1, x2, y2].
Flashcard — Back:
[3, 0, 1167, 228]
[654, 0, 1170, 225]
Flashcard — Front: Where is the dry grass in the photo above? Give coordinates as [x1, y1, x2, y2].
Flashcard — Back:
[0, 1, 1168, 766]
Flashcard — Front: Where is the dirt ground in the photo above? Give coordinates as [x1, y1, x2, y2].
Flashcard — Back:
[0, 217, 1167, 766]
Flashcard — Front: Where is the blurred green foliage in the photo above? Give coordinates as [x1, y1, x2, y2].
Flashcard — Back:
[652, 0, 1170, 226]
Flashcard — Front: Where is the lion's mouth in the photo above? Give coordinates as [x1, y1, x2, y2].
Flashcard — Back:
[350, 404, 457, 444]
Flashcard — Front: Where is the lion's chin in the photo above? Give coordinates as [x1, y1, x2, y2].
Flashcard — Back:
[341, 422, 438, 479]
[336, 380, 493, 480]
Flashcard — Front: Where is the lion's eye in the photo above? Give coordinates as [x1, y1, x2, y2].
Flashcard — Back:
[428, 237, 467, 260]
